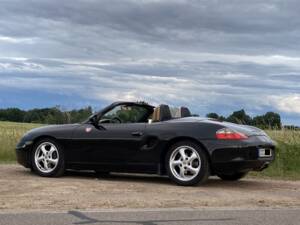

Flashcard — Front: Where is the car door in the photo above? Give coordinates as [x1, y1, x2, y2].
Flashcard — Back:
[73, 123, 146, 164]
[69, 104, 149, 166]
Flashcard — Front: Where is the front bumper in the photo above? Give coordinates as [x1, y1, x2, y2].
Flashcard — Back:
[15, 141, 33, 168]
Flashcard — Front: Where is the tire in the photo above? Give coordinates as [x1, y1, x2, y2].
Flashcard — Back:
[165, 141, 210, 186]
[31, 138, 65, 177]
[217, 172, 248, 181]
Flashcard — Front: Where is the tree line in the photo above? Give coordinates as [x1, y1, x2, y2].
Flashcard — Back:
[206, 109, 282, 129]
[0, 107, 93, 124]
[0, 106, 284, 129]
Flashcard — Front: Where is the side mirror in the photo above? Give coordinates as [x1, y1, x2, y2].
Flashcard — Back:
[88, 115, 97, 126]
[88, 115, 106, 130]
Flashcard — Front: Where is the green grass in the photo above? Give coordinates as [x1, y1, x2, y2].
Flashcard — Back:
[0, 121, 299, 179]
[0, 121, 42, 163]
[251, 129, 300, 179]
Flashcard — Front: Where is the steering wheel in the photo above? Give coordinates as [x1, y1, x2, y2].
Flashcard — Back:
[111, 117, 122, 123]
[99, 117, 122, 124]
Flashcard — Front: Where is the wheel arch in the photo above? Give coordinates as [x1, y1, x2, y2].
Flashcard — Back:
[159, 136, 212, 175]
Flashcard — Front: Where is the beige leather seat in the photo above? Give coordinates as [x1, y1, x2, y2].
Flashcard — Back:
[152, 105, 172, 122]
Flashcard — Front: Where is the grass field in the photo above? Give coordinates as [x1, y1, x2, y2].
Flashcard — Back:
[0, 121, 299, 179]
[256, 130, 300, 179]
[0, 121, 42, 162]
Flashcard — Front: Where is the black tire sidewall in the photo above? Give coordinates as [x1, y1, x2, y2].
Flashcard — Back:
[165, 141, 210, 186]
[31, 138, 65, 177]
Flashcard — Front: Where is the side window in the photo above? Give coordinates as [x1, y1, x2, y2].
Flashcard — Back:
[101, 105, 149, 123]
[101, 105, 122, 122]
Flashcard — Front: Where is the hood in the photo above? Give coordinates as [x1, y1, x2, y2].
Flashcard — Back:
[26, 124, 80, 135]
[169, 117, 267, 136]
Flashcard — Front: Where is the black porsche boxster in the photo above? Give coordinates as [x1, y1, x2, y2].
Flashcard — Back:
[16, 101, 275, 186]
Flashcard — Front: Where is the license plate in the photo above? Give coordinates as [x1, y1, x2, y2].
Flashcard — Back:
[258, 148, 272, 157]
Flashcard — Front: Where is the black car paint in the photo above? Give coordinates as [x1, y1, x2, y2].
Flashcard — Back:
[16, 102, 275, 175]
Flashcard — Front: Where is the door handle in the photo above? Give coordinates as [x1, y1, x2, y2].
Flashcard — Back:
[131, 131, 143, 137]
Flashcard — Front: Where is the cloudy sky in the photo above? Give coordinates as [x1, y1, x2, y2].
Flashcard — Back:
[0, 0, 300, 125]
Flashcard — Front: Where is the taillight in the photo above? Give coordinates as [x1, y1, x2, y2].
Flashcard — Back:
[216, 128, 248, 140]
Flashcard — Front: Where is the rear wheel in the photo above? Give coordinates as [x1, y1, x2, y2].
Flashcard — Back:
[31, 138, 65, 177]
[165, 141, 210, 186]
[217, 172, 248, 181]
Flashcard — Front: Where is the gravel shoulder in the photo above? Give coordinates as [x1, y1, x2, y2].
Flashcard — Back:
[1, 165, 300, 212]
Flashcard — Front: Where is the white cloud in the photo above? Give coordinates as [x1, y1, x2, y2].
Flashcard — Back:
[0, 36, 35, 44]
[270, 94, 300, 114]
[0, 0, 300, 124]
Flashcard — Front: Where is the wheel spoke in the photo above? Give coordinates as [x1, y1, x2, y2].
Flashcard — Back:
[43, 159, 49, 170]
[186, 165, 200, 175]
[179, 148, 187, 159]
[48, 158, 58, 165]
[188, 152, 198, 163]
[48, 146, 56, 156]
[171, 160, 181, 167]
[179, 166, 185, 178]
[40, 145, 47, 155]
[37, 155, 44, 162]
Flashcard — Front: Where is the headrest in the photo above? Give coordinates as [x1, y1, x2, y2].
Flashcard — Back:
[152, 104, 172, 122]
[175, 107, 191, 118]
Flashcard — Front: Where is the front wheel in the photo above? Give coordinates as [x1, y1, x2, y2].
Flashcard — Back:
[31, 138, 65, 177]
[166, 141, 210, 186]
[217, 172, 248, 181]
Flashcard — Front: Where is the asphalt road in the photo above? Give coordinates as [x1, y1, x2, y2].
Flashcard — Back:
[1, 208, 299, 225]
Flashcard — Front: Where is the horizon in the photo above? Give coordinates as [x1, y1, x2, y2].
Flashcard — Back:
[1, 1, 300, 126]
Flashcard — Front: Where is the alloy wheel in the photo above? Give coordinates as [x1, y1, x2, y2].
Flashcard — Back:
[34, 142, 59, 173]
[169, 146, 201, 182]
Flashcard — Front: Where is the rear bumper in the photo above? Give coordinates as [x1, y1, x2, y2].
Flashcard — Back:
[210, 141, 275, 175]
[212, 159, 273, 175]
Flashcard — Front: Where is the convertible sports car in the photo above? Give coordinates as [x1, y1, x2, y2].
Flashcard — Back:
[16, 101, 275, 186]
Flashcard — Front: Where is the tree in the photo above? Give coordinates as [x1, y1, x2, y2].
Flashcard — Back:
[226, 109, 252, 125]
[252, 115, 265, 128]
[206, 113, 219, 119]
[253, 112, 281, 129]
[23, 109, 42, 123]
[16, 106, 93, 124]
[264, 112, 281, 129]
[0, 108, 25, 122]
[69, 106, 93, 123]
[206, 113, 226, 121]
